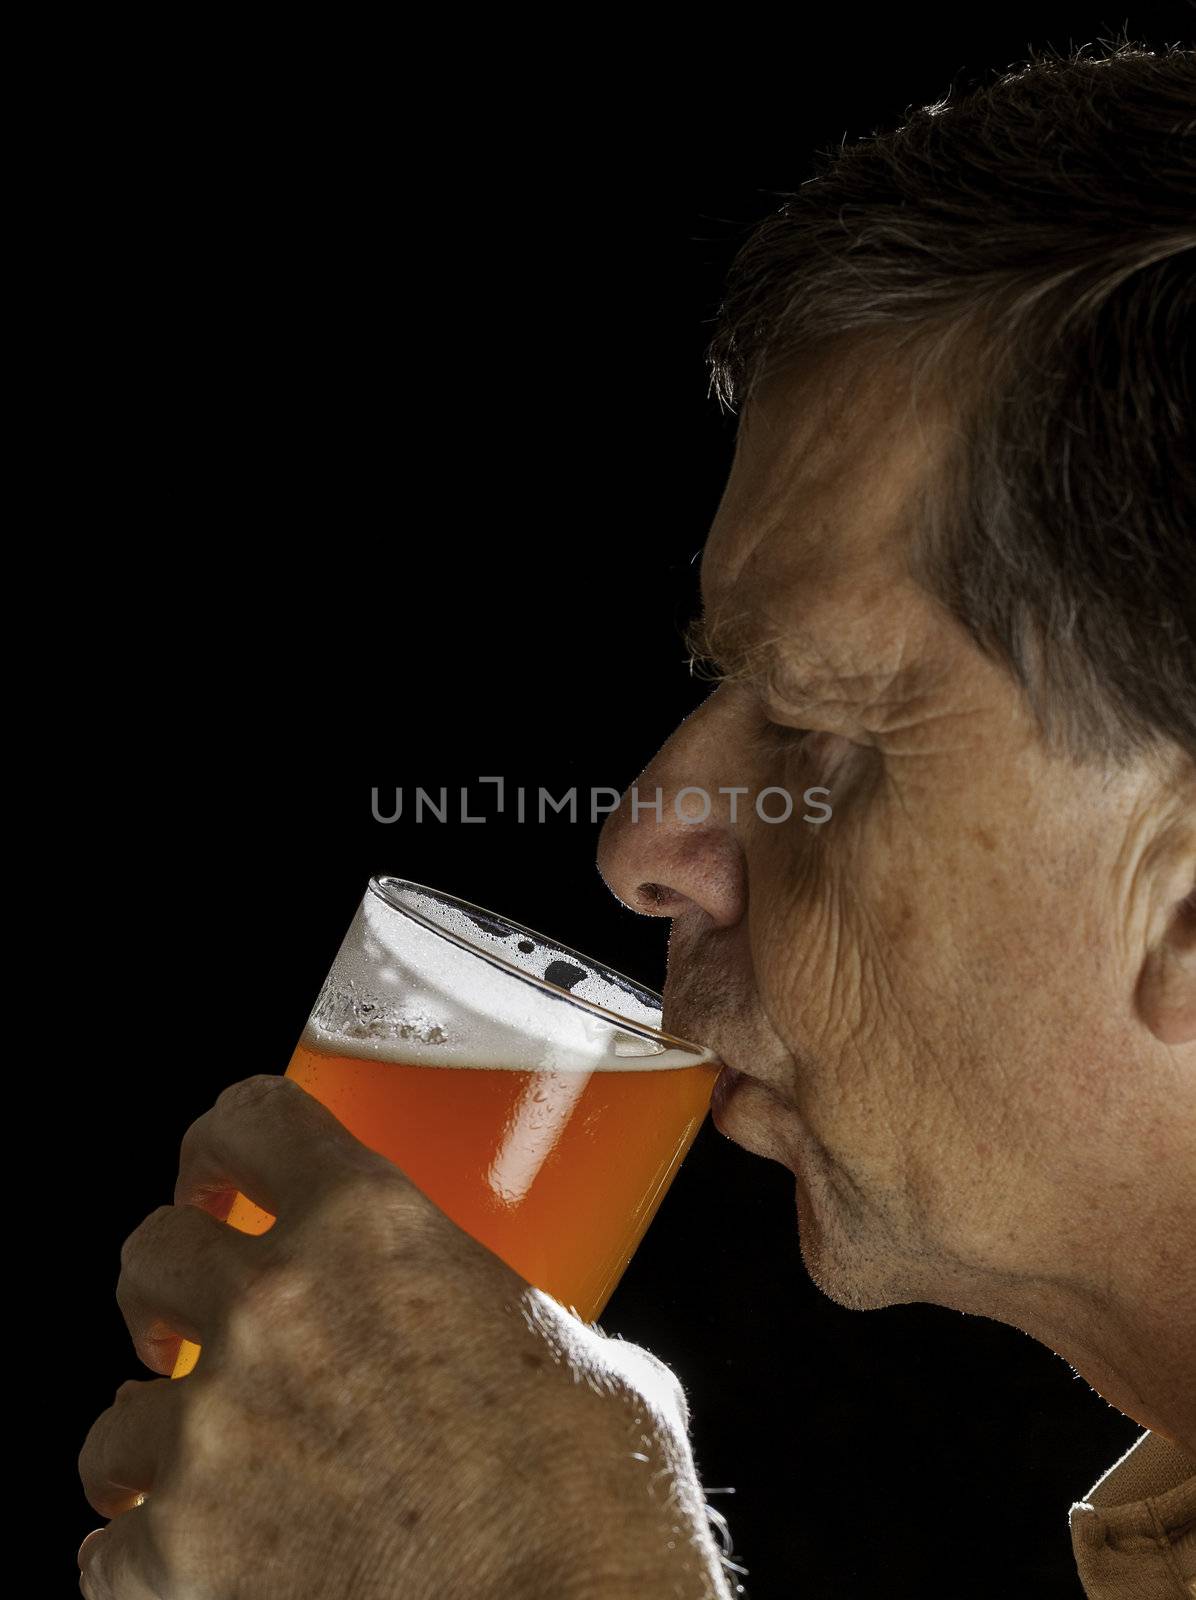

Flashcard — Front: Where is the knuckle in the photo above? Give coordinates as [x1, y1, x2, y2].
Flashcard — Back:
[176, 1110, 209, 1167]
[314, 1161, 422, 1239]
[223, 1252, 338, 1373]
[334, 1159, 399, 1206]
[217, 1074, 294, 1113]
[228, 1254, 313, 1339]
[80, 1393, 129, 1489]
[113, 1377, 145, 1408]
[78, 1416, 103, 1480]
[119, 1205, 176, 1270]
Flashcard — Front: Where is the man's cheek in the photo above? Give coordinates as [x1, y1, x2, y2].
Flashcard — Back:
[750, 819, 923, 1078]
[754, 876, 861, 1046]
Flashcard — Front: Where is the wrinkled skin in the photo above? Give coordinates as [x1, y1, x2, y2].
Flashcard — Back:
[597, 351, 1196, 1451]
[78, 1076, 725, 1599]
[79, 349, 1193, 1599]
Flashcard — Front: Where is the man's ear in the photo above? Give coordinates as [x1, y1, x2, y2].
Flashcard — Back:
[1136, 888, 1196, 1045]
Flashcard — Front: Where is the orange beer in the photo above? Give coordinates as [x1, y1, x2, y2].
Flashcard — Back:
[173, 877, 718, 1378]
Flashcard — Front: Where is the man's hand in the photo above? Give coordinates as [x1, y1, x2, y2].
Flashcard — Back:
[78, 1074, 732, 1599]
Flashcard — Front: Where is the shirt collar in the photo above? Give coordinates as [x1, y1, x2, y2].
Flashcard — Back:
[1070, 1430, 1196, 1598]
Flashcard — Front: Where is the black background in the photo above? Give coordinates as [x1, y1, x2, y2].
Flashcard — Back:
[60, 10, 1190, 1596]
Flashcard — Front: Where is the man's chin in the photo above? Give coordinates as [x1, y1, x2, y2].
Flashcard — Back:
[709, 1066, 971, 1315]
[792, 1182, 915, 1313]
[737, 1123, 924, 1315]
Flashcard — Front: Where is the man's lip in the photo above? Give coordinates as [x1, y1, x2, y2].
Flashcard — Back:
[708, 1064, 804, 1170]
[709, 1065, 746, 1129]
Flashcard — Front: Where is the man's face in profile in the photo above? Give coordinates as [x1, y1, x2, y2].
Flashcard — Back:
[597, 350, 1194, 1360]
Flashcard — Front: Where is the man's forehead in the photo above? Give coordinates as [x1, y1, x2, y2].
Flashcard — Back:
[692, 356, 956, 705]
[705, 356, 938, 576]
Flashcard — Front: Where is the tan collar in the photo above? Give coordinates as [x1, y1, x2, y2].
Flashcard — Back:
[1070, 1431, 1196, 1598]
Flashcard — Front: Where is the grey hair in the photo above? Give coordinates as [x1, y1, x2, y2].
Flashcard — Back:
[704, 39, 1195, 767]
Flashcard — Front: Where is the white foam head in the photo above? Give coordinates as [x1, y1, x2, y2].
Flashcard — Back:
[303, 877, 717, 1073]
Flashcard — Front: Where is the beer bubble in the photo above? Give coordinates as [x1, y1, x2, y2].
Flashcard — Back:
[296, 879, 715, 1076]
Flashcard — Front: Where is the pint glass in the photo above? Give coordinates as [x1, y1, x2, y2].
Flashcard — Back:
[172, 876, 719, 1377]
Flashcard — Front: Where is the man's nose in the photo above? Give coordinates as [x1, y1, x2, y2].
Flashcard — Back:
[595, 709, 746, 928]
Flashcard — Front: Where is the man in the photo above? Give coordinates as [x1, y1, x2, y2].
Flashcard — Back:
[79, 42, 1194, 1599]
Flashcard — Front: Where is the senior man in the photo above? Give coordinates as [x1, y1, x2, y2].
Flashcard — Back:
[79, 42, 1193, 1600]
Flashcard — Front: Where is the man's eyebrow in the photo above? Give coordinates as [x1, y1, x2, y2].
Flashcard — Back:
[681, 611, 785, 687]
[682, 608, 903, 713]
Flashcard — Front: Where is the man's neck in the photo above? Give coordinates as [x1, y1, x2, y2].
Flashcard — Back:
[1011, 1278, 1195, 1459]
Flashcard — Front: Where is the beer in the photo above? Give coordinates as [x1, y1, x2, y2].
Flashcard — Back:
[172, 877, 718, 1379]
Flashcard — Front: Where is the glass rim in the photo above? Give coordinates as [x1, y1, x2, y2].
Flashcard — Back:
[367, 875, 720, 1066]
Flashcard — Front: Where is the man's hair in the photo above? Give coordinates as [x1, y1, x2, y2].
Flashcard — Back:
[705, 40, 1195, 766]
